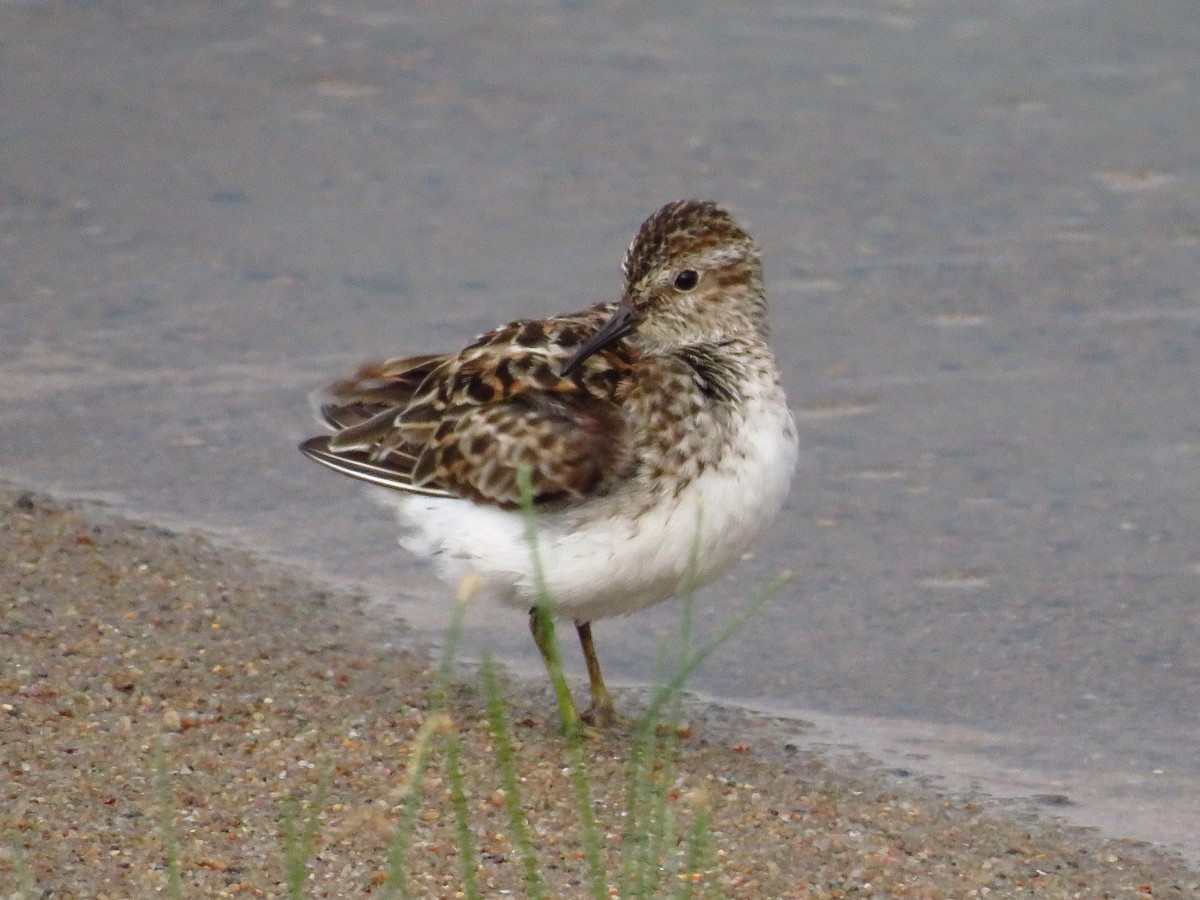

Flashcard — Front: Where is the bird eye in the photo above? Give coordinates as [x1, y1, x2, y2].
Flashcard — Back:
[673, 269, 699, 291]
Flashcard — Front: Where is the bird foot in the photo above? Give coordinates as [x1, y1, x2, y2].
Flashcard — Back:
[579, 700, 623, 729]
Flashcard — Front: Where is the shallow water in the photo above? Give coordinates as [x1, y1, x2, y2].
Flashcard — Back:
[2, 0, 1198, 859]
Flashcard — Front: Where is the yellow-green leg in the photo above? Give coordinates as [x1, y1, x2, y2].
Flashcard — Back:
[529, 606, 582, 737]
[576, 621, 618, 727]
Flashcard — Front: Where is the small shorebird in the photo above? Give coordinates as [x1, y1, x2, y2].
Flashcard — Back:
[300, 200, 797, 730]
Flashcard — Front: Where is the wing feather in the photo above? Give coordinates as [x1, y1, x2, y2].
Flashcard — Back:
[300, 305, 633, 508]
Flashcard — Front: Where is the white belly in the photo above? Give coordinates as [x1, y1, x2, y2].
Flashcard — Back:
[375, 393, 798, 623]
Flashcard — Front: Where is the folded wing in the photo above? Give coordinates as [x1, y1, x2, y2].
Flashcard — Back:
[300, 314, 631, 508]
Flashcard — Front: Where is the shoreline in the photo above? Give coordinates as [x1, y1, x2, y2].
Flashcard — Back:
[3, 484, 1196, 896]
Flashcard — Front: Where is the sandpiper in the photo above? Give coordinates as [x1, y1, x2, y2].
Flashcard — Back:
[300, 200, 797, 730]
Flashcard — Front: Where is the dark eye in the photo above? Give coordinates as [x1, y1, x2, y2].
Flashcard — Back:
[673, 269, 699, 291]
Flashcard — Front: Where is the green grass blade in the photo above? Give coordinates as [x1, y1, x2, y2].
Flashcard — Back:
[637, 572, 790, 730]
[279, 797, 303, 898]
[6, 834, 35, 897]
[381, 579, 473, 899]
[480, 655, 544, 899]
[529, 604, 582, 739]
[380, 711, 449, 900]
[674, 795, 713, 900]
[563, 732, 609, 900]
[619, 554, 787, 896]
[430, 575, 474, 709]
[646, 724, 681, 896]
[444, 731, 481, 900]
[280, 755, 332, 899]
[516, 466, 581, 737]
[618, 696, 663, 896]
[151, 737, 183, 900]
[515, 466, 605, 893]
[619, 576, 784, 895]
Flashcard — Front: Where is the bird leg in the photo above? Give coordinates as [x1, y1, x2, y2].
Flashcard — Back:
[576, 621, 618, 727]
[528, 605, 582, 737]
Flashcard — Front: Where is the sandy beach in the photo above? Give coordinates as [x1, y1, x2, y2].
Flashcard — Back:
[2, 485, 1195, 897]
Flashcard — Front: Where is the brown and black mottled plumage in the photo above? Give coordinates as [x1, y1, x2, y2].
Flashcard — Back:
[301, 304, 635, 508]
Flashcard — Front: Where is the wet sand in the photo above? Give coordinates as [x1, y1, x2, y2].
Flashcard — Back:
[2, 485, 1195, 897]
